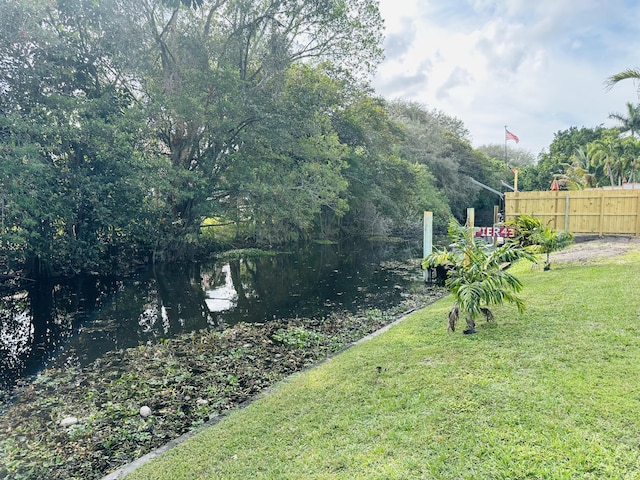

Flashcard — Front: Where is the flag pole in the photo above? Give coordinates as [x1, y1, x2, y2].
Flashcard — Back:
[504, 125, 508, 166]
[504, 126, 519, 191]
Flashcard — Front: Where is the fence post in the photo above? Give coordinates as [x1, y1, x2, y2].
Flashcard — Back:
[564, 193, 570, 232]
[599, 191, 605, 236]
[466, 208, 475, 228]
[636, 192, 640, 236]
[553, 191, 559, 230]
[423, 211, 433, 282]
[493, 205, 500, 245]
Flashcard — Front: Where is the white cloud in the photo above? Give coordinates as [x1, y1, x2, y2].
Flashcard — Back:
[373, 0, 640, 156]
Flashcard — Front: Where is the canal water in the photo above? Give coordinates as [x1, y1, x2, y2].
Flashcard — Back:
[0, 240, 430, 392]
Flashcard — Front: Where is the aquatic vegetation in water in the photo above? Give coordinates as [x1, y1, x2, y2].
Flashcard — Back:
[0, 287, 447, 480]
[215, 248, 278, 260]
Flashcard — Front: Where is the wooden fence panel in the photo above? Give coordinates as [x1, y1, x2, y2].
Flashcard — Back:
[505, 189, 640, 236]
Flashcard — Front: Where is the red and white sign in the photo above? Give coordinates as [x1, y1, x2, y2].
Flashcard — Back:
[474, 226, 517, 238]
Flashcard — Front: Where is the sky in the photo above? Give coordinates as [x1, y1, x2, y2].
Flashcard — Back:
[372, 0, 640, 156]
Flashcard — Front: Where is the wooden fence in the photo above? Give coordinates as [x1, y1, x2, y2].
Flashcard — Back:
[504, 189, 640, 236]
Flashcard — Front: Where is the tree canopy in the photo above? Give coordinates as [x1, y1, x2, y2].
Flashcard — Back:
[3, 0, 604, 278]
[518, 124, 640, 191]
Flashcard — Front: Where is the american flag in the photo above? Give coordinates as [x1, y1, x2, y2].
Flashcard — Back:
[505, 128, 519, 143]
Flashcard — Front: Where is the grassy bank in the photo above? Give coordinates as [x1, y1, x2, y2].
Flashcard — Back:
[126, 248, 640, 479]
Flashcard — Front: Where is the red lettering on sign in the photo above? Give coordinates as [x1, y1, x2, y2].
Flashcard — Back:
[474, 226, 517, 238]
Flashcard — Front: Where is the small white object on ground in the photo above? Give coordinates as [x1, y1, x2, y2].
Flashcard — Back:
[60, 416, 78, 427]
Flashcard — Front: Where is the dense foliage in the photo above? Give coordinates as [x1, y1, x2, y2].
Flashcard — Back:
[506, 214, 574, 270]
[518, 124, 640, 191]
[6, 0, 634, 279]
[0, 0, 516, 278]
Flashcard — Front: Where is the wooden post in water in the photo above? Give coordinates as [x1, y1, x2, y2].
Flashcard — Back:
[423, 211, 433, 282]
[493, 205, 500, 245]
[466, 208, 475, 228]
[465, 208, 475, 265]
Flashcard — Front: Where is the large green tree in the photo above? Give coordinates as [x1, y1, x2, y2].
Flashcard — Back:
[519, 126, 608, 191]
[131, 0, 384, 256]
[331, 97, 451, 236]
[219, 65, 352, 243]
[0, 0, 163, 275]
[0, 0, 387, 275]
[388, 101, 504, 226]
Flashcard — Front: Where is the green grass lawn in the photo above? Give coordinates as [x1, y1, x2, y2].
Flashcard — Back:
[126, 249, 640, 480]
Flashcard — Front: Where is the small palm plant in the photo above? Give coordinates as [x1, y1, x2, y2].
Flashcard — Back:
[531, 227, 574, 270]
[422, 218, 537, 333]
[507, 214, 574, 270]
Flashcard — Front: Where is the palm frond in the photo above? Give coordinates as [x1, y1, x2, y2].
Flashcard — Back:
[426, 217, 535, 331]
[422, 249, 455, 269]
[605, 69, 640, 91]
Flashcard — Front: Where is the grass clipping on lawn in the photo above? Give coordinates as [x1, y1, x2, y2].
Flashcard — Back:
[127, 247, 640, 480]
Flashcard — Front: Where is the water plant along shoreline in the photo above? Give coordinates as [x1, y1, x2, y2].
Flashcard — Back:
[0, 259, 447, 480]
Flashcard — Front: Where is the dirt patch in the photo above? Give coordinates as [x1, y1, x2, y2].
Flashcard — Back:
[550, 235, 640, 264]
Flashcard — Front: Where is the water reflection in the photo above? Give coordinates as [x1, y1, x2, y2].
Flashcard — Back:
[0, 241, 425, 391]
[204, 264, 238, 313]
[0, 293, 32, 375]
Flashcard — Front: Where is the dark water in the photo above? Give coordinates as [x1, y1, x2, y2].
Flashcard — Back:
[0, 240, 430, 391]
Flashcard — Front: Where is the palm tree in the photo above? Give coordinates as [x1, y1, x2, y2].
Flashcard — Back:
[622, 136, 640, 183]
[588, 137, 625, 186]
[558, 147, 598, 189]
[531, 227, 574, 270]
[608, 102, 640, 138]
[507, 214, 574, 270]
[422, 219, 536, 334]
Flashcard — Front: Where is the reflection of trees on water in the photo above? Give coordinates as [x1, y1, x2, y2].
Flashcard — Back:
[0, 293, 32, 386]
[0, 241, 423, 390]
[0, 277, 117, 389]
[152, 264, 212, 332]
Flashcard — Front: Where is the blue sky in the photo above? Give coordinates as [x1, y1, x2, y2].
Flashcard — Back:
[372, 0, 640, 156]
